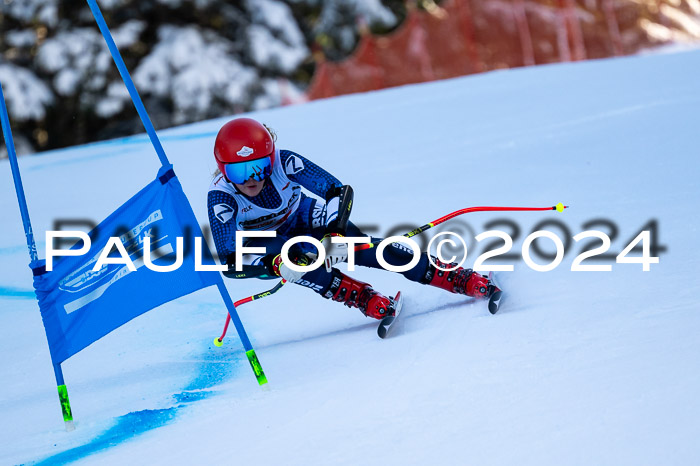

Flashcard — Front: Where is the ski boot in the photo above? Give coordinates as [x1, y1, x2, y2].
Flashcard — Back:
[323, 269, 396, 320]
[423, 258, 500, 299]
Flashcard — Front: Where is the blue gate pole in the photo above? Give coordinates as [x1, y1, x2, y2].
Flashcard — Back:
[216, 280, 268, 385]
[0, 83, 38, 264]
[53, 363, 75, 431]
[86, 0, 267, 386]
[1, 82, 75, 431]
[85, 0, 170, 168]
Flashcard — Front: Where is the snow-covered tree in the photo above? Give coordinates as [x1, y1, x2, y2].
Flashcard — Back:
[0, 0, 412, 155]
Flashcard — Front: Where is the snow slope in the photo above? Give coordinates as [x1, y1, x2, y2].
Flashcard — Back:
[1, 49, 699, 465]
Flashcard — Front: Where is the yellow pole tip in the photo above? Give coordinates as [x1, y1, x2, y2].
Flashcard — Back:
[555, 202, 566, 212]
[213, 338, 223, 347]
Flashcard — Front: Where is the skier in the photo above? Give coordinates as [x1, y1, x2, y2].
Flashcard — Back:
[207, 118, 500, 320]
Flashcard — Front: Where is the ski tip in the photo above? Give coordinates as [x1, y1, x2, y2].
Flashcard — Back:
[488, 290, 503, 314]
[377, 317, 395, 339]
[377, 291, 403, 339]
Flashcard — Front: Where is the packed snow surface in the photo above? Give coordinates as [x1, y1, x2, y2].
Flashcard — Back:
[1, 50, 699, 465]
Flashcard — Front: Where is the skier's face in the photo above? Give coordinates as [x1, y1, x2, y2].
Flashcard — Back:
[235, 177, 265, 197]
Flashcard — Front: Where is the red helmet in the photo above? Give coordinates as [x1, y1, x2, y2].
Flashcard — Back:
[214, 118, 276, 183]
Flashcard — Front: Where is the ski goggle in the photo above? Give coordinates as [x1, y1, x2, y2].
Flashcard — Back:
[224, 156, 272, 184]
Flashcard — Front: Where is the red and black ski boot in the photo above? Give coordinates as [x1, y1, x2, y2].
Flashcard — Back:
[423, 259, 502, 313]
[323, 270, 396, 320]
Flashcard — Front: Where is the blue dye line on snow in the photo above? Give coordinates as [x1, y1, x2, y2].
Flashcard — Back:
[24, 129, 219, 173]
[32, 348, 241, 465]
[0, 244, 31, 256]
[36, 129, 218, 157]
[0, 286, 36, 299]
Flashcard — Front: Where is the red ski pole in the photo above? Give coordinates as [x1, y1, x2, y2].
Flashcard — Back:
[213, 279, 287, 347]
[214, 203, 567, 345]
[356, 203, 568, 251]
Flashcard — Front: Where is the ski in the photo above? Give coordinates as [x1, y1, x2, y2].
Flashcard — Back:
[487, 272, 504, 314]
[377, 291, 404, 339]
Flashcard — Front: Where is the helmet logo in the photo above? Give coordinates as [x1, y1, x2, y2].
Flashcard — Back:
[237, 146, 254, 157]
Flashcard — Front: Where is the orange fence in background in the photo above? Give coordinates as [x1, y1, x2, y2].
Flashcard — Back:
[306, 0, 699, 100]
